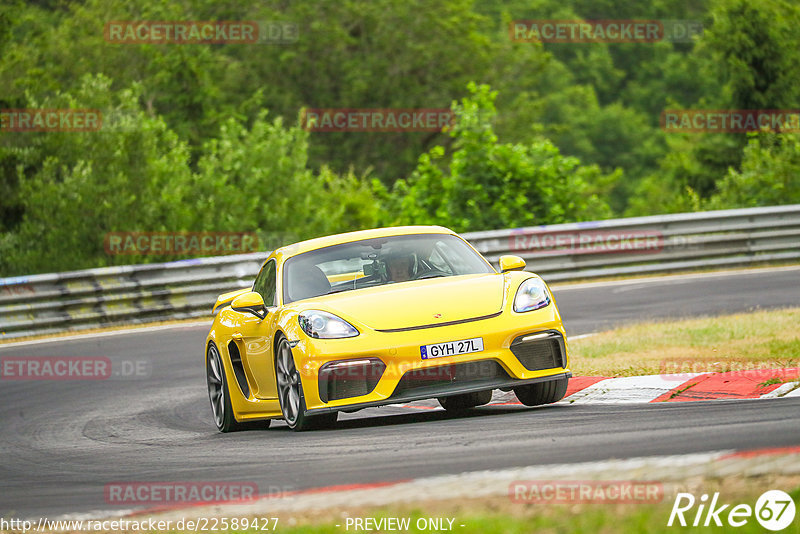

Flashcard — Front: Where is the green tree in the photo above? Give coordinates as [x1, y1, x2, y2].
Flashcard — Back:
[647, 0, 800, 209]
[0, 77, 379, 276]
[192, 110, 379, 243]
[707, 132, 800, 208]
[0, 0, 553, 184]
[703, 0, 800, 111]
[383, 83, 614, 231]
[0, 75, 196, 275]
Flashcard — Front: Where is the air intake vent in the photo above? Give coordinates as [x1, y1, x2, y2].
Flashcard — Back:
[319, 358, 385, 402]
[227, 341, 250, 398]
[510, 332, 565, 371]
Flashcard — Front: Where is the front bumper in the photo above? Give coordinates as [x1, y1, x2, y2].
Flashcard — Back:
[306, 371, 571, 415]
[293, 305, 570, 412]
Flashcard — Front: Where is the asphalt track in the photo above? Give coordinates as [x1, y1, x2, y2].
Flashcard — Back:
[1, 267, 799, 518]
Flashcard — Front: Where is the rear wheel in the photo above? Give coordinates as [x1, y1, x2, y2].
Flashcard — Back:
[438, 390, 493, 411]
[514, 377, 568, 407]
[275, 337, 337, 431]
[206, 342, 270, 432]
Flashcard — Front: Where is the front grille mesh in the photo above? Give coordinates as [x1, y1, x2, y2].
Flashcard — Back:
[393, 360, 507, 395]
[319, 360, 384, 402]
[510, 336, 564, 371]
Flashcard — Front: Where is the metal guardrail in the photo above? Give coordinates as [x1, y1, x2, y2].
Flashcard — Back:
[467, 204, 800, 281]
[1, 205, 799, 340]
[0, 254, 266, 340]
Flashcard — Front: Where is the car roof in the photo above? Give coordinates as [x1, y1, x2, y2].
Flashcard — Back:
[276, 225, 456, 258]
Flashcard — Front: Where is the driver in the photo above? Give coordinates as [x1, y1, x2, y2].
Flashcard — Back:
[384, 249, 416, 282]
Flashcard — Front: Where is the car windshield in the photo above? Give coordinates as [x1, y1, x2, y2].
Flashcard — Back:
[282, 233, 493, 303]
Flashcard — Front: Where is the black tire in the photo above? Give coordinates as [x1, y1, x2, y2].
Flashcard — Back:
[514, 377, 569, 407]
[275, 336, 338, 431]
[206, 342, 270, 432]
[438, 389, 493, 411]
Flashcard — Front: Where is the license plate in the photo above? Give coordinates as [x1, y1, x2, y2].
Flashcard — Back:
[420, 337, 483, 360]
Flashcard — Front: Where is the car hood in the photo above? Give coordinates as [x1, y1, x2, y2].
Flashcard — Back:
[312, 273, 506, 331]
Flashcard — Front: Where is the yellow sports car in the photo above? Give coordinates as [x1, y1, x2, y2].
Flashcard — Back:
[205, 226, 571, 431]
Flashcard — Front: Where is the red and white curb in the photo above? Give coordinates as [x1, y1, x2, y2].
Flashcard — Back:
[563, 368, 800, 404]
[389, 368, 800, 410]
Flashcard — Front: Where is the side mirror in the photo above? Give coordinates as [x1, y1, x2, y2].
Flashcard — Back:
[499, 255, 526, 273]
[231, 291, 267, 320]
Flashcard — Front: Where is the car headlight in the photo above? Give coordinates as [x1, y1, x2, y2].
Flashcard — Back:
[513, 277, 551, 313]
[298, 310, 359, 339]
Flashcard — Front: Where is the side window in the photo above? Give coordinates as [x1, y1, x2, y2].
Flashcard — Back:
[253, 260, 277, 307]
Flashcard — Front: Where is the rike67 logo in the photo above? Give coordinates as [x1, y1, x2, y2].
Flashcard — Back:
[668, 490, 796, 531]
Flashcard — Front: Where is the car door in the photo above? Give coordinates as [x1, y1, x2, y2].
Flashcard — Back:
[233, 258, 279, 399]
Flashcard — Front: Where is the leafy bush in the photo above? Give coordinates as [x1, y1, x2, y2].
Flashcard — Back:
[381, 83, 614, 232]
[0, 76, 378, 276]
[708, 132, 800, 208]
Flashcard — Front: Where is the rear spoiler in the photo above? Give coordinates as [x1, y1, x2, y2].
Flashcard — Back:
[212, 287, 251, 315]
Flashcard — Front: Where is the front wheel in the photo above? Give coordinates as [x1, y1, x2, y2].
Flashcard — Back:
[207, 342, 270, 432]
[514, 377, 568, 407]
[275, 337, 337, 431]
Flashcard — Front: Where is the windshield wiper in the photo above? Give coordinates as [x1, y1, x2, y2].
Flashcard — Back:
[326, 288, 353, 295]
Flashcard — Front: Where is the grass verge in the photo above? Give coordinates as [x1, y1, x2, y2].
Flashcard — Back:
[568, 307, 800, 377]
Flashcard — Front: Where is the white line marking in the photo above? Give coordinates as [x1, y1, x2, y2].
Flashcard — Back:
[550, 264, 800, 292]
[0, 321, 211, 348]
[568, 333, 597, 341]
